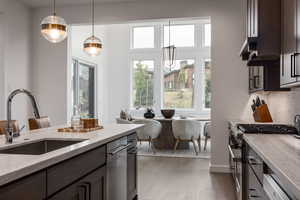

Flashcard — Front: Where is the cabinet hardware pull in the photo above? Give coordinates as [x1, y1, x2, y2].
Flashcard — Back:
[291, 53, 300, 78]
[248, 157, 260, 165]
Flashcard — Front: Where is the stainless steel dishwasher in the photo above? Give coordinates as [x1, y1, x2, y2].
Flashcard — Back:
[107, 136, 129, 200]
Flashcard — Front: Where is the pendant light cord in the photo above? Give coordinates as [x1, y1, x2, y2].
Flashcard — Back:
[53, 0, 56, 16]
[92, 0, 95, 37]
[169, 20, 171, 47]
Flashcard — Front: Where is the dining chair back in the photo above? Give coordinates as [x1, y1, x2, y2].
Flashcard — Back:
[172, 119, 202, 155]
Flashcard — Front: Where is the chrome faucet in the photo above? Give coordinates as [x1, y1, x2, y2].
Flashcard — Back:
[5, 89, 40, 143]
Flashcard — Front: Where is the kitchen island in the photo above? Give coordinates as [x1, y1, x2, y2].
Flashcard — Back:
[0, 124, 143, 200]
[243, 134, 300, 199]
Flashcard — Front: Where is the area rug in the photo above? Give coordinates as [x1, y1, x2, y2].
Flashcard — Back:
[137, 140, 211, 159]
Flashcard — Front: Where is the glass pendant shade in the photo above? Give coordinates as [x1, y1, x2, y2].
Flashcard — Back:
[163, 45, 176, 67]
[83, 36, 103, 56]
[41, 15, 67, 43]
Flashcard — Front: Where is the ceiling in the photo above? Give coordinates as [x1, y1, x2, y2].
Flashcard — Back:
[19, 0, 140, 8]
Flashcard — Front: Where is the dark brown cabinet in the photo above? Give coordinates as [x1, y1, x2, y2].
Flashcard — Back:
[245, 144, 267, 200]
[242, 0, 281, 65]
[280, 0, 300, 87]
[248, 64, 287, 93]
[249, 66, 264, 92]
[0, 145, 107, 200]
[49, 166, 106, 200]
[0, 171, 46, 200]
[247, 0, 258, 38]
[242, 0, 287, 93]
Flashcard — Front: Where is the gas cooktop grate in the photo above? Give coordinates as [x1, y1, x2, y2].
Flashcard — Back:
[237, 124, 298, 135]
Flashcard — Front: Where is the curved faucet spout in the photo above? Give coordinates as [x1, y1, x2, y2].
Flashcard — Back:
[5, 89, 40, 143]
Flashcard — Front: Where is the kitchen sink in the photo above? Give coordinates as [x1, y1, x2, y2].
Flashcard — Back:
[0, 139, 86, 155]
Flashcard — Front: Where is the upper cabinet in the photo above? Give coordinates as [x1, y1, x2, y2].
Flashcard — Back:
[247, 0, 258, 38]
[241, 0, 281, 66]
[241, 0, 290, 93]
[280, 0, 300, 87]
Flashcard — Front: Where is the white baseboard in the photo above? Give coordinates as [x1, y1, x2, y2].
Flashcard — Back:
[209, 164, 231, 173]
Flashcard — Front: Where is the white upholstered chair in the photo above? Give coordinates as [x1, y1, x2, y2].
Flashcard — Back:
[172, 119, 202, 155]
[132, 119, 162, 153]
[116, 118, 162, 153]
[203, 122, 211, 151]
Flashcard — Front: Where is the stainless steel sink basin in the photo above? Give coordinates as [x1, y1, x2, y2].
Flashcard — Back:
[0, 139, 86, 155]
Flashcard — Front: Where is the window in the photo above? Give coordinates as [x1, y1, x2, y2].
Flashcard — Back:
[204, 60, 211, 109]
[130, 20, 211, 113]
[72, 59, 96, 118]
[164, 25, 195, 47]
[204, 24, 211, 47]
[132, 60, 155, 109]
[163, 60, 195, 109]
[132, 26, 155, 49]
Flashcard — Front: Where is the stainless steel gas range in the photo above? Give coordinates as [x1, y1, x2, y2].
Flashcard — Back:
[228, 122, 297, 200]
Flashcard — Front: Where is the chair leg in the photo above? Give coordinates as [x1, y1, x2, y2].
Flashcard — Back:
[198, 136, 201, 152]
[148, 137, 151, 152]
[191, 137, 198, 155]
[174, 138, 180, 152]
[204, 137, 208, 151]
[150, 138, 156, 154]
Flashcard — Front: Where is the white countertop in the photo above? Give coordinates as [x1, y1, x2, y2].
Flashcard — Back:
[0, 123, 143, 186]
[244, 134, 300, 199]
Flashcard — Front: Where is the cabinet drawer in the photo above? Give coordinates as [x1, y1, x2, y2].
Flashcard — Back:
[47, 145, 106, 196]
[247, 146, 264, 184]
[0, 171, 46, 200]
[248, 166, 266, 200]
[49, 166, 106, 200]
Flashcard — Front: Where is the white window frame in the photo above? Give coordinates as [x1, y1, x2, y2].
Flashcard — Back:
[129, 19, 211, 116]
[71, 57, 98, 118]
[130, 25, 159, 50]
[161, 23, 197, 49]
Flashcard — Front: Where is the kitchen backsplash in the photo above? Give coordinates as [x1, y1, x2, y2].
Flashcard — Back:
[241, 88, 300, 124]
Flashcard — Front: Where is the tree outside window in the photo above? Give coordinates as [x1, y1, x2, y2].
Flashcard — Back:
[204, 60, 211, 109]
[132, 60, 154, 109]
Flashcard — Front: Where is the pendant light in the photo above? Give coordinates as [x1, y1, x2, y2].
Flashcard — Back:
[41, 0, 68, 43]
[83, 0, 103, 57]
[163, 20, 176, 71]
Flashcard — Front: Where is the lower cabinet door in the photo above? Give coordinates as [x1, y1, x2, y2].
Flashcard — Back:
[0, 171, 46, 200]
[49, 166, 106, 200]
[247, 165, 267, 200]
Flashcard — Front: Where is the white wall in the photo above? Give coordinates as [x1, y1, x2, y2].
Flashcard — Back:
[32, 0, 248, 172]
[239, 89, 300, 125]
[70, 25, 108, 123]
[0, 14, 4, 120]
[105, 24, 131, 123]
[0, 0, 32, 128]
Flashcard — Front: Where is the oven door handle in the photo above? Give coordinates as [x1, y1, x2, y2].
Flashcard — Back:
[228, 145, 241, 162]
[109, 143, 132, 155]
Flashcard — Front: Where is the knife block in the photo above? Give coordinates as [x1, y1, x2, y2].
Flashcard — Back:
[253, 104, 273, 123]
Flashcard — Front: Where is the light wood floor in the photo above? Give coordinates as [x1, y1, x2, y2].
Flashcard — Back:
[138, 156, 236, 200]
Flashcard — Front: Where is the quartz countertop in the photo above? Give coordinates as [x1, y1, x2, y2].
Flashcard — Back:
[244, 134, 300, 199]
[0, 124, 143, 186]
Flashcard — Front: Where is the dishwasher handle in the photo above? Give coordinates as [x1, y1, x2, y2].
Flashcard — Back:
[109, 143, 132, 155]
